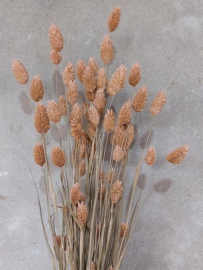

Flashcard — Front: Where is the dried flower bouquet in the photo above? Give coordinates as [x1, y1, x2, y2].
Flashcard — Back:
[12, 6, 189, 270]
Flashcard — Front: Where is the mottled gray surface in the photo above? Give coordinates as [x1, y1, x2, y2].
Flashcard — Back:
[1, 0, 203, 269]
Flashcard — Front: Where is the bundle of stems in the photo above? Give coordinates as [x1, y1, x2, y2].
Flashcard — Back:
[12, 6, 189, 270]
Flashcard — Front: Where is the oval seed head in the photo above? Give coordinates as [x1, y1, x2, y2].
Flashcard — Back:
[88, 56, 98, 75]
[132, 85, 148, 112]
[33, 143, 45, 167]
[120, 223, 129, 238]
[150, 90, 167, 116]
[47, 100, 61, 123]
[107, 65, 127, 96]
[113, 145, 124, 162]
[48, 23, 63, 52]
[93, 88, 106, 114]
[88, 105, 100, 127]
[100, 34, 114, 65]
[166, 145, 189, 165]
[103, 109, 115, 132]
[76, 59, 86, 83]
[70, 183, 81, 206]
[12, 59, 29, 84]
[118, 100, 132, 127]
[129, 63, 141, 87]
[82, 66, 97, 93]
[50, 49, 62, 65]
[125, 123, 135, 149]
[30, 76, 44, 102]
[145, 146, 156, 166]
[34, 103, 50, 134]
[108, 6, 121, 32]
[97, 67, 107, 89]
[63, 62, 75, 86]
[110, 180, 123, 203]
[77, 202, 88, 227]
[58, 95, 67, 116]
[51, 146, 65, 167]
[67, 80, 78, 106]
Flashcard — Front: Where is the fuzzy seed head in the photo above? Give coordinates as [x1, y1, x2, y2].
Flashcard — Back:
[49, 23, 63, 52]
[12, 59, 29, 84]
[88, 105, 100, 127]
[113, 145, 124, 162]
[120, 223, 129, 238]
[82, 66, 97, 93]
[51, 146, 65, 167]
[103, 109, 115, 132]
[63, 62, 75, 85]
[129, 63, 141, 87]
[47, 100, 61, 123]
[34, 103, 50, 134]
[67, 80, 78, 106]
[126, 123, 135, 149]
[50, 49, 62, 65]
[33, 143, 45, 166]
[118, 100, 132, 127]
[70, 103, 82, 126]
[110, 180, 123, 203]
[108, 6, 121, 32]
[88, 57, 98, 75]
[111, 125, 126, 146]
[76, 59, 86, 83]
[93, 88, 106, 114]
[166, 145, 189, 165]
[58, 95, 67, 116]
[53, 235, 67, 250]
[77, 202, 88, 227]
[150, 90, 167, 116]
[132, 85, 148, 112]
[100, 34, 114, 65]
[30, 76, 44, 102]
[107, 65, 127, 96]
[97, 67, 107, 89]
[70, 183, 81, 206]
[145, 146, 156, 166]
[71, 123, 83, 140]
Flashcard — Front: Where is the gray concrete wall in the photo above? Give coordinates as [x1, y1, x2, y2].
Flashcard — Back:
[1, 0, 203, 269]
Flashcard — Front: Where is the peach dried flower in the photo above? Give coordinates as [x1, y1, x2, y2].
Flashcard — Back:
[118, 100, 132, 127]
[100, 34, 114, 65]
[50, 49, 62, 65]
[108, 6, 121, 32]
[76, 59, 86, 83]
[145, 146, 156, 166]
[34, 103, 50, 134]
[107, 65, 127, 96]
[129, 63, 141, 87]
[63, 62, 75, 86]
[113, 145, 124, 162]
[58, 95, 67, 116]
[77, 202, 88, 227]
[70, 183, 81, 206]
[120, 223, 129, 238]
[67, 80, 78, 106]
[88, 57, 98, 75]
[88, 105, 100, 127]
[51, 146, 65, 167]
[166, 145, 189, 165]
[132, 85, 148, 112]
[30, 76, 44, 102]
[33, 143, 45, 167]
[48, 23, 63, 52]
[47, 100, 61, 123]
[110, 180, 123, 203]
[150, 90, 167, 116]
[12, 59, 29, 84]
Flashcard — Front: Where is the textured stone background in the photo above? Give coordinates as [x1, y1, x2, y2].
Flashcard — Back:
[1, 0, 203, 269]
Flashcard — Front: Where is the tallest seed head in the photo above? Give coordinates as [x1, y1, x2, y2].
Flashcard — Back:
[108, 6, 121, 32]
[48, 23, 64, 52]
